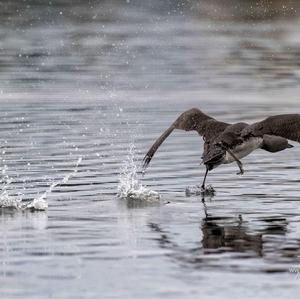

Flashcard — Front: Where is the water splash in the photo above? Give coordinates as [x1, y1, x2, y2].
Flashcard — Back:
[0, 190, 22, 209]
[0, 157, 82, 211]
[185, 184, 215, 197]
[117, 144, 160, 201]
[0, 165, 21, 208]
[34, 157, 82, 201]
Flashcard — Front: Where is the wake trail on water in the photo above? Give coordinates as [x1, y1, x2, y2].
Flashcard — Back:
[0, 157, 82, 211]
[117, 144, 160, 201]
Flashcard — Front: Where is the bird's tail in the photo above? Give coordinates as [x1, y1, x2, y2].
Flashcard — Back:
[142, 124, 175, 171]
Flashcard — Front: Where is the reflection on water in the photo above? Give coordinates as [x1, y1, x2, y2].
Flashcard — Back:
[1, 0, 300, 298]
[201, 215, 264, 256]
[149, 201, 291, 271]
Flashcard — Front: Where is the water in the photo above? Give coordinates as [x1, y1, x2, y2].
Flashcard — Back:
[1, 0, 300, 298]
[117, 143, 160, 201]
[0, 156, 82, 210]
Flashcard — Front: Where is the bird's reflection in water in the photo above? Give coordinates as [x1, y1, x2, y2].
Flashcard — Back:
[201, 215, 263, 256]
[148, 199, 290, 269]
[201, 199, 287, 256]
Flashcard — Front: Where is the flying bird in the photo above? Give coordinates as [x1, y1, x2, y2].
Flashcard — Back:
[142, 108, 297, 193]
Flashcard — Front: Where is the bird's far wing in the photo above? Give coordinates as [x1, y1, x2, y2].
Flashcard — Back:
[242, 114, 300, 143]
[142, 108, 230, 170]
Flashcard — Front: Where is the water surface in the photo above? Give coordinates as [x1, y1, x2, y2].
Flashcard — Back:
[1, 1, 300, 298]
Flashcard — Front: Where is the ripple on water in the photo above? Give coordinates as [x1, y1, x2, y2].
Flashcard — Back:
[1, 0, 300, 298]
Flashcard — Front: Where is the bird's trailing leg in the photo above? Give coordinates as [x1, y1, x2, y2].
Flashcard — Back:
[226, 149, 244, 175]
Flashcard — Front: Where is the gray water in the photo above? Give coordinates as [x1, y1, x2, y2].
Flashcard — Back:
[1, 0, 300, 298]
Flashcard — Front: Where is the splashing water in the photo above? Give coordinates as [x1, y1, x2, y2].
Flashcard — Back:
[0, 190, 22, 209]
[185, 185, 215, 197]
[117, 144, 160, 201]
[0, 157, 82, 211]
[0, 165, 21, 208]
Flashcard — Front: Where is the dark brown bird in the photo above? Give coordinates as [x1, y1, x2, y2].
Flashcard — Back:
[142, 108, 296, 192]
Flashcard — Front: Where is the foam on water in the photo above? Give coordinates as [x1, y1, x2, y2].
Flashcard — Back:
[0, 157, 82, 211]
[117, 144, 160, 201]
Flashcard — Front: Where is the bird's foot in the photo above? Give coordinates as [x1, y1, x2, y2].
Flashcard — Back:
[236, 166, 244, 175]
[200, 185, 216, 196]
[185, 185, 215, 197]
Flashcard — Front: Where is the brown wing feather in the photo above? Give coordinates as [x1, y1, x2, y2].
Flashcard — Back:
[142, 108, 230, 170]
[242, 114, 300, 142]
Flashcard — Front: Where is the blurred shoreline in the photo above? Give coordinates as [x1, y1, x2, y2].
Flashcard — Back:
[1, 0, 300, 101]
[0, 0, 300, 24]
[192, 0, 300, 20]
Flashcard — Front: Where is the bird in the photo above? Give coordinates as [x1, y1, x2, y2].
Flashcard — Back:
[142, 108, 297, 193]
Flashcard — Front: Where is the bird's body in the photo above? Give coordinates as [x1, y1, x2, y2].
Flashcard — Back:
[142, 108, 297, 193]
[223, 136, 263, 164]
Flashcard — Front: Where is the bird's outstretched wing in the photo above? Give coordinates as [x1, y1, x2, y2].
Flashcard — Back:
[142, 108, 230, 170]
[242, 114, 300, 142]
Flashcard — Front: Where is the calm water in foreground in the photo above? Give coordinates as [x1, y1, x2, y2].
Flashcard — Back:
[1, 1, 300, 298]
